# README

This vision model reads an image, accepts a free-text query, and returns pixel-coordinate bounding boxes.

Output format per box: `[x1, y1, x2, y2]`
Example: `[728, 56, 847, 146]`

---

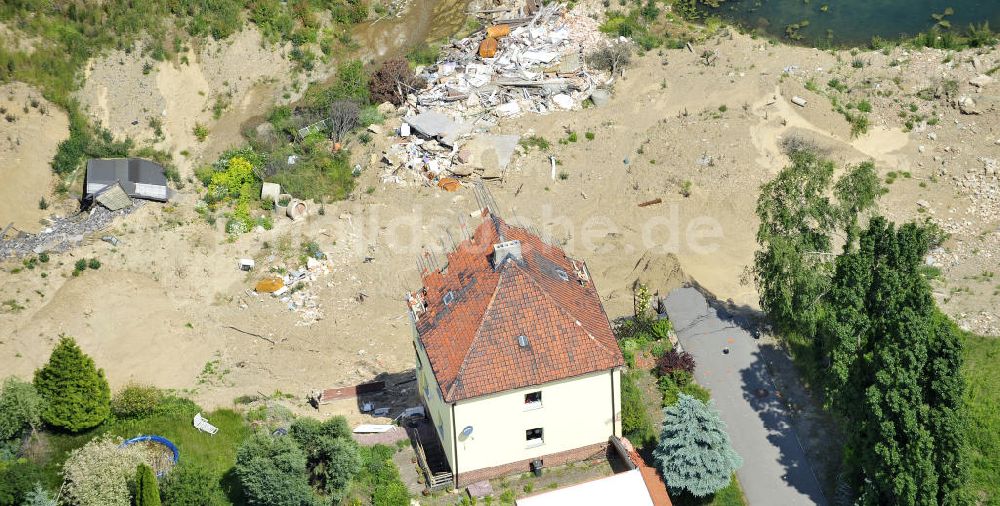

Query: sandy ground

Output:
[0, 83, 69, 234]
[1, 14, 998, 422]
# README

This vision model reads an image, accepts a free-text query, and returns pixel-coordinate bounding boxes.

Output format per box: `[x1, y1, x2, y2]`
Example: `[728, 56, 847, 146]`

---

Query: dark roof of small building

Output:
[411, 214, 624, 403]
[85, 158, 168, 202]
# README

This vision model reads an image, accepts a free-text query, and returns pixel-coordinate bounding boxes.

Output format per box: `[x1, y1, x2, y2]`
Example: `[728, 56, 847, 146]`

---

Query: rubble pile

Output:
[251, 256, 332, 326]
[0, 200, 145, 259]
[377, 3, 611, 187]
[414, 3, 607, 117]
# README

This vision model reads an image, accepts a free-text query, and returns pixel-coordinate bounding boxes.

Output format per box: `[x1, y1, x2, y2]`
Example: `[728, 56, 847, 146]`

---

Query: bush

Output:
[327, 60, 369, 104]
[657, 350, 696, 379]
[135, 463, 161, 506]
[586, 41, 633, 76]
[193, 123, 209, 142]
[0, 461, 46, 505]
[0, 376, 44, 440]
[159, 463, 229, 506]
[234, 433, 314, 505]
[355, 445, 409, 505]
[33, 336, 111, 431]
[328, 100, 360, 142]
[87, 258, 100, 270]
[290, 416, 359, 498]
[62, 436, 153, 506]
[621, 371, 656, 448]
[111, 383, 162, 420]
[368, 57, 425, 106]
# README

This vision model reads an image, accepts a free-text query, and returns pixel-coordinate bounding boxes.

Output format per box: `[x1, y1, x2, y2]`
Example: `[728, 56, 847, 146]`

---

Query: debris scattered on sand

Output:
[0, 200, 145, 259]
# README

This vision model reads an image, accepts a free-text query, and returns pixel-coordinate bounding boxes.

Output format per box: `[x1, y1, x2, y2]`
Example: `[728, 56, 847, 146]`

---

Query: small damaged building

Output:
[407, 212, 625, 487]
[83, 158, 170, 207]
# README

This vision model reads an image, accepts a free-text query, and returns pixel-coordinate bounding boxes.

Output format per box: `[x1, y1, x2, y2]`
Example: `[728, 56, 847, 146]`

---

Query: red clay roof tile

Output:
[412, 214, 624, 402]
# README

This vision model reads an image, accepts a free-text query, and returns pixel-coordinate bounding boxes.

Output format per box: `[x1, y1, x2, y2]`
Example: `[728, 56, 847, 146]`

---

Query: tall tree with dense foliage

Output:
[654, 394, 742, 497]
[819, 218, 966, 505]
[750, 149, 883, 340]
[0, 376, 44, 440]
[235, 433, 316, 506]
[135, 463, 161, 506]
[33, 336, 111, 431]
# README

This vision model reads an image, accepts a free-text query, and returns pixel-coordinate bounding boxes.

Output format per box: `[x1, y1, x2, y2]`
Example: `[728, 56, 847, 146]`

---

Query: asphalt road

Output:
[663, 287, 827, 506]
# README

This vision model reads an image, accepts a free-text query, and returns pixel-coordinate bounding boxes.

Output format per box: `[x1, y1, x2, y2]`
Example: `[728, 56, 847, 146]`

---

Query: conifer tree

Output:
[135, 463, 160, 506]
[33, 336, 110, 431]
[654, 394, 742, 497]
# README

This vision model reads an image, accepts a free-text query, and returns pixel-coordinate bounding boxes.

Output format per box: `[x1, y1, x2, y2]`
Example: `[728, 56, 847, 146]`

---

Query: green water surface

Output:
[698, 0, 1000, 46]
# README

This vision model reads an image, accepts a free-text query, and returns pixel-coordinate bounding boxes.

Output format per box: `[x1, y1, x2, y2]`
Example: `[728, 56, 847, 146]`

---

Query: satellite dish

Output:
[461, 426, 474, 437]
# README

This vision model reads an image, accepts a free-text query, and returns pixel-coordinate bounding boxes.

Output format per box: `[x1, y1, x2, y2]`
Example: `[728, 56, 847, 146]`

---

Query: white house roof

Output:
[515, 469, 655, 506]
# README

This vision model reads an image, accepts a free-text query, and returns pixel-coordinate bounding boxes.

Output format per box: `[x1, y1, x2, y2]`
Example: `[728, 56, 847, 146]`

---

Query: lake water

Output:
[697, 0, 1000, 46]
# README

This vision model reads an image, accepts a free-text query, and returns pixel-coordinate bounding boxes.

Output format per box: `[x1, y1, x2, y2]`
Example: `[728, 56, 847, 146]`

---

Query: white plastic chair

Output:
[193, 412, 219, 435]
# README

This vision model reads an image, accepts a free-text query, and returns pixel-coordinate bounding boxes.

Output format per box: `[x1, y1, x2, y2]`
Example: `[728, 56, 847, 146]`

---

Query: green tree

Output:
[0, 376, 44, 439]
[135, 464, 161, 506]
[33, 336, 111, 431]
[653, 394, 742, 497]
[234, 433, 315, 506]
[820, 218, 966, 505]
[751, 150, 883, 341]
[289, 416, 360, 498]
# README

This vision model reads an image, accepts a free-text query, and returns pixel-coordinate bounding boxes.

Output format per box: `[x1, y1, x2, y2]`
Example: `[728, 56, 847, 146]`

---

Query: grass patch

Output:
[27, 396, 250, 497]
[963, 333, 1000, 504]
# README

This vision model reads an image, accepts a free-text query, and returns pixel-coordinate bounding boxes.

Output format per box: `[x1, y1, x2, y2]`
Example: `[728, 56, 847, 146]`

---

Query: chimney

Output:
[493, 240, 522, 269]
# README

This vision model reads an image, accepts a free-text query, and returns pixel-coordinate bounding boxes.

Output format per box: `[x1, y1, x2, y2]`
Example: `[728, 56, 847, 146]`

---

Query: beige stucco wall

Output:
[414, 331, 455, 469]
[451, 368, 622, 474]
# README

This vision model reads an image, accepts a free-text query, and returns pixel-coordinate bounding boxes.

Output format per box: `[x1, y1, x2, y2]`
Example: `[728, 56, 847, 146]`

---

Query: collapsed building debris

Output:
[376, 2, 613, 189]
[0, 200, 145, 259]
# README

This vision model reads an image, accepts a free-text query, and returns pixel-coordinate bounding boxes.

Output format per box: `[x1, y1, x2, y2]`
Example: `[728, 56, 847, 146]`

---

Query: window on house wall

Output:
[525, 428, 544, 448]
[524, 391, 542, 410]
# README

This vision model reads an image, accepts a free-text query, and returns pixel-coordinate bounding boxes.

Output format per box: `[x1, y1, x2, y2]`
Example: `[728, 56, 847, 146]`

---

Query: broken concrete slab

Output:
[403, 111, 472, 147]
[454, 134, 520, 177]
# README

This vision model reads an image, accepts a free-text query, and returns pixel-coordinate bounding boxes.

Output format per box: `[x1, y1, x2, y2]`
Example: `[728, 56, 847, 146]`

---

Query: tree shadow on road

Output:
[673, 281, 844, 504]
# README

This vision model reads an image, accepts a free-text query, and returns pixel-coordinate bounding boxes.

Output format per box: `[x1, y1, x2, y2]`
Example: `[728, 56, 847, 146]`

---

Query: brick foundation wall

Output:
[456, 441, 610, 487]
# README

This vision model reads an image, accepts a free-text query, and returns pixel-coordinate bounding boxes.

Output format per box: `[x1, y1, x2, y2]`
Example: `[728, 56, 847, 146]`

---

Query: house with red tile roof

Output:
[407, 212, 626, 487]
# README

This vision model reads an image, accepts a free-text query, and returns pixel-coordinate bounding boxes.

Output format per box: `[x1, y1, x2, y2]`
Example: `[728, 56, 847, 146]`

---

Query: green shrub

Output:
[87, 259, 100, 270]
[621, 371, 656, 448]
[73, 259, 87, 273]
[0, 460, 46, 505]
[234, 433, 314, 505]
[135, 463, 161, 506]
[111, 383, 162, 420]
[159, 463, 229, 505]
[0, 376, 44, 440]
[33, 336, 111, 432]
[38, 252, 49, 263]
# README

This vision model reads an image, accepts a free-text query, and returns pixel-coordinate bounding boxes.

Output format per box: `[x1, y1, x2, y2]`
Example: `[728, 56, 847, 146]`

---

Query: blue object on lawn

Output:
[120, 435, 180, 476]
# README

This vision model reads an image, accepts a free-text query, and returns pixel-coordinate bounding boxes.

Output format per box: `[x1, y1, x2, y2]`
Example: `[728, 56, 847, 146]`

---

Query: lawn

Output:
[28, 397, 249, 498]
[107, 397, 250, 480]
[963, 333, 1000, 505]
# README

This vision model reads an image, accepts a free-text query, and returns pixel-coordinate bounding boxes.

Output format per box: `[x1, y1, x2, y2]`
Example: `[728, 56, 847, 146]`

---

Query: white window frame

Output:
[525, 427, 544, 448]
[524, 391, 542, 411]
